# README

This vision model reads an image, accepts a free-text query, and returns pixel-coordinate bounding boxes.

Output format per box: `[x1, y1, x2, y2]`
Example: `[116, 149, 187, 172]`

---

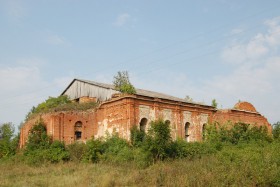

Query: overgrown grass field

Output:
[1, 117, 280, 187]
[1, 142, 280, 187]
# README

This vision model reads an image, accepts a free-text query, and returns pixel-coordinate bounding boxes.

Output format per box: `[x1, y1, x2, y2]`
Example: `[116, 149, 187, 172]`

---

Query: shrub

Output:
[144, 119, 172, 161]
[119, 84, 136, 94]
[202, 122, 221, 143]
[168, 139, 189, 159]
[248, 126, 272, 143]
[101, 134, 134, 163]
[183, 142, 217, 159]
[24, 149, 49, 165]
[205, 122, 272, 145]
[25, 96, 98, 121]
[83, 138, 104, 163]
[273, 121, 280, 140]
[24, 143, 70, 165]
[67, 142, 88, 162]
[35, 95, 71, 112]
[53, 101, 97, 112]
[25, 120, 51, 152]
[25, 96, 71, 121]
[130, 125, 145, 147]
[132, 148, 153, 168]
[23, 121, 69, 164]
[46, 141, 69, 163]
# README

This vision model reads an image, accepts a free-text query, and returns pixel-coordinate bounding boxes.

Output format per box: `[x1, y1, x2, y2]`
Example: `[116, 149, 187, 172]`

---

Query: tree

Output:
[145, 119, 172, 161]
[211, 99, 218, 109]
[273, 121, 280, 140]
[113, 71, 136, 94]
[25, 120, 51, 151]
[0, 122, 18, 158]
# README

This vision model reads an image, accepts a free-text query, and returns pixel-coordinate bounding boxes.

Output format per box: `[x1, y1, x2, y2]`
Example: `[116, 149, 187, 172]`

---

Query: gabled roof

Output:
[62, 78, 213, 108]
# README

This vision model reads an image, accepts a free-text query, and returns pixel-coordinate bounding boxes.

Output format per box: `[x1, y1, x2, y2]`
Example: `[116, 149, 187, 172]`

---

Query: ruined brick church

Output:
[20, 79, 271, 147]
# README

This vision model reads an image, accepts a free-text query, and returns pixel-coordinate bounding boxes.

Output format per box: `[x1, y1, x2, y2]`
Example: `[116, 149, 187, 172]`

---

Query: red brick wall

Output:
[20, 111, 96, 148]
[212, 109, 272, 132]
[19, 96, 272, 148]
[116, 95, 214, 141]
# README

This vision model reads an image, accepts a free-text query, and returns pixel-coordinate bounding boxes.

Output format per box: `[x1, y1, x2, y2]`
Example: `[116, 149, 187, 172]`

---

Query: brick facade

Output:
[19, 94, 271, 148]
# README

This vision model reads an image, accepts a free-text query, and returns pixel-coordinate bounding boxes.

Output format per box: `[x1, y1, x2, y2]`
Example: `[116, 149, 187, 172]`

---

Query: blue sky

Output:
[1, 0, 280, 128]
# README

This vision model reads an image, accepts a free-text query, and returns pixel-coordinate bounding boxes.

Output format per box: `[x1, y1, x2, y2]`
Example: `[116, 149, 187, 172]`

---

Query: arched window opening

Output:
[165, 120, 171, 126]
[202, 123, 207, 141]
[185, 122, 190, 142]
[74, 121, 83, 140]
[139, 118, 148, 132]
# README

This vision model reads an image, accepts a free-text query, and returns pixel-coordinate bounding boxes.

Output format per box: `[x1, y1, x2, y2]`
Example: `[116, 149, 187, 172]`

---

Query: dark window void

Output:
[140, 118, 148, 132]
[75, 131, 82, 140]
[185, 122, 190, 142]
[165, 120, 171, 126]
[74, 121, 83, 140]
[202, 124, 207, 141]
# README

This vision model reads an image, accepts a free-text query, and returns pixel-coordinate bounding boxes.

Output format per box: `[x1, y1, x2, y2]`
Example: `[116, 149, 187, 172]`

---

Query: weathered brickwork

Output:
[20, 111, 96, 147]
[19, 95, 271, 148]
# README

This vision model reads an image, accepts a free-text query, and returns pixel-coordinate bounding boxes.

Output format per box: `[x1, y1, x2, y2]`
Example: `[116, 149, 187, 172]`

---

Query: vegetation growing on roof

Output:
[25, 95, 98, 121]
[184, 95, 193, 102]
[211, 99, 218, 108]
[113, 71, 136, 94]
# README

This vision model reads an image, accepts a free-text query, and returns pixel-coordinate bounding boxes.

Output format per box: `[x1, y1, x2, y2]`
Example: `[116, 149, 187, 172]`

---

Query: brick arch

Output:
[139, 118, 148, 132]
[185, 122, 191, 142]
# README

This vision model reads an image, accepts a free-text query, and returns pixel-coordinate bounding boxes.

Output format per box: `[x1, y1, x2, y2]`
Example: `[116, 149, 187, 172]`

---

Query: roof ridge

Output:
[64, 78, 212, 107]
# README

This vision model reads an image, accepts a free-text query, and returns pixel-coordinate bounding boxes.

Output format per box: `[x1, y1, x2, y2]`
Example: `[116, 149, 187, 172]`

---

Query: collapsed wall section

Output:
[212, 109, 271, 132]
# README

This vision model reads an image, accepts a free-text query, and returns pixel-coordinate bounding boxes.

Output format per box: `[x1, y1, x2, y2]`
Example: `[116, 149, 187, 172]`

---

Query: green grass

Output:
[1, 142, 280, 187]
[2, 120, 280, 186]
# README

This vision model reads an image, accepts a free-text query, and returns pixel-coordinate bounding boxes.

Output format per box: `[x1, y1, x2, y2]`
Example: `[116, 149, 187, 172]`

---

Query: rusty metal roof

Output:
[62, 78, 213, 108]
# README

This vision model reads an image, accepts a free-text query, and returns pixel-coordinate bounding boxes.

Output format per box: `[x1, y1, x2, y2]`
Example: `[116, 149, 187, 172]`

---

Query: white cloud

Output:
[16, 57, 46, 67]
[113, 13, 131, 27]
[215, 17, 280, 123]
[230, 28, 243, 35]
[0, 66, 40, 93]
[264, 17, 280, 47]
[222, 17, 280, 65]
[201, 55, 280, 122]
[131, 17, 280, 124]
[221, 35, 269, 65]
[0, 63, 45, 126]
[1, 0, 27, 21]
[46, 34, 69, 46]
[221, 43, 247, 64]
[0, 58, 72, 127]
